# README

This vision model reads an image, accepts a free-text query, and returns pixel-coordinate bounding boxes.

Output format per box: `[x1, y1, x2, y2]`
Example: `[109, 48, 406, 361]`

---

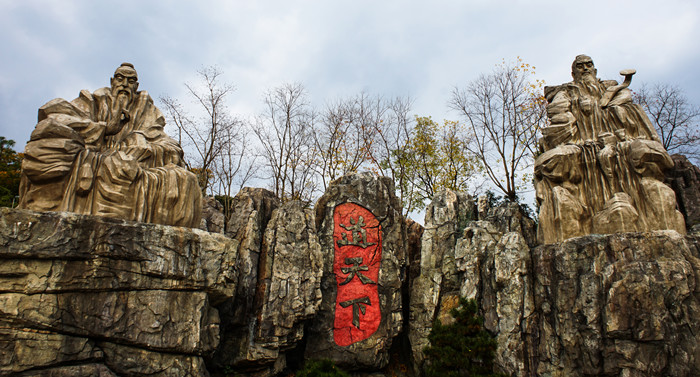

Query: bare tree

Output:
[356, 94, 417, 215]
[449, 59, 546, 202]
[212, 124, 257, 217]
[254, 83, 318, 203]
[313, 96, 369, 190]
[160, 66, 245, 195]
[635, 83, 700, 163]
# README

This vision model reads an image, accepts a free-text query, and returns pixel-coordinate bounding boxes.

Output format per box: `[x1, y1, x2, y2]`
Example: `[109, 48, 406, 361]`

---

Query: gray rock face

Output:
[306, 172, 406, 370]
[227, 200, 323, 373]
[408, 189, 476, 368]
[5, 174, 700, 377]
[211, 187, 280, 371]
[200, 196, 226, 233]
[457, 216, 534, 376]
[667, 154, 700, 230]
[0, 207, 237, 376]
[527, 231, 700, 377]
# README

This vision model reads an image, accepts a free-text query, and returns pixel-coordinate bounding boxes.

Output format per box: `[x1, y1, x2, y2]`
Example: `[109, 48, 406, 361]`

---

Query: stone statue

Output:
[18, 63, 202, 227]
[534, 55, 685, 244]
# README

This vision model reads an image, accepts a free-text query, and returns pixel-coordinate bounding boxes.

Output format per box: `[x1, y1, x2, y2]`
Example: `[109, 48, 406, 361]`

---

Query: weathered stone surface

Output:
[479, 199, 537, 247]
[200, 196, 225, 233]
[535, 55, 685, 244]
[667, 154, 700, 230]
[0, 207, 238, 376]
[409, 194, 532, 375]
[0, 290, 218, 354]
[306, 172, 406, 370]
[456, 218, 533, 376]
[0, 327, 102, 374]
[100, 342, 209, 376]
[18, 63, 201, 228]
[17, 364, 117, 377]
[527, 231, 700, 376]
[211, 187, 281, 372]
[405, 218, 424, 294]
[0, 208, 239, 302]
[232, 200, 323, 371]
[408, 188, 476, 369]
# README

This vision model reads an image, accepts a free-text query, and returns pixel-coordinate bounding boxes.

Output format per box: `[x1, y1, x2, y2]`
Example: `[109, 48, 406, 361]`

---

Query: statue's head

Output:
[571, 55, 597, 83]
[110, 63, 139, 108]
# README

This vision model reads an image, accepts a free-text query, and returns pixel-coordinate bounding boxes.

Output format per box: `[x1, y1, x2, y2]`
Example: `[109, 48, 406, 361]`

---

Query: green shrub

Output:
[296, 359, 349, 377]
[423, 297, 506, 377]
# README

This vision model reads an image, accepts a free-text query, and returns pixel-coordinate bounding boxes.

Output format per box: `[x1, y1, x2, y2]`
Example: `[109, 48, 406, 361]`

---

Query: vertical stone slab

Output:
[306, 172, 406, 370]
[333, 203, 382, 346]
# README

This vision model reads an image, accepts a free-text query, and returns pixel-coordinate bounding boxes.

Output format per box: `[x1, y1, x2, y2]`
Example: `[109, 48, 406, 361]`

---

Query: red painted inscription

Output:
[333, 203, 382, 346]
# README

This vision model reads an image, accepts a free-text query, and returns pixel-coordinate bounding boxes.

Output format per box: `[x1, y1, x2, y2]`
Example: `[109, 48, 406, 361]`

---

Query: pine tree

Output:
[423, 297, 506, 377]
[296, 359, 350, 377]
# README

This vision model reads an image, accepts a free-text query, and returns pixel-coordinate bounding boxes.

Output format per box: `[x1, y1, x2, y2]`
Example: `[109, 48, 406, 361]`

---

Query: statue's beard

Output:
[111, 88, 133, 115]
[575, 73, 604, 97]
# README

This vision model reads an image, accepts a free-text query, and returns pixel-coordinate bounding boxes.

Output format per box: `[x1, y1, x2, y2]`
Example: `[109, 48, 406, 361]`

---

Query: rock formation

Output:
[535, 55, 685, 244]
[18, 63, 201, 227]
[667, 154, 700, 231]
[527, 231, 700, 376]
[0, 207, 237, 376]
[408, 189, 476, 369]
[5, 66, 700, 376]
[412, 192, 700, 377]
[408, 191, 534, 375]
[3, 172, 700, 376]
[305, 172, 406, 370]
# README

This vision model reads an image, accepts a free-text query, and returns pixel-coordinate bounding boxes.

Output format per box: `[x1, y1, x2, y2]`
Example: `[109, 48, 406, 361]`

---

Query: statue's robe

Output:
[535, 80, 684, 243]
[19, 88, 202, 228]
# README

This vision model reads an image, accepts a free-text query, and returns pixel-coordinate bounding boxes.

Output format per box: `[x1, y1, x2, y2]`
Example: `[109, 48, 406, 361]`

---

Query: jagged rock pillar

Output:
[211, 191, 323, 377]
[455, 202, 536, 376]
[408, 189, 476, 370]
[305, 172, 406, 370]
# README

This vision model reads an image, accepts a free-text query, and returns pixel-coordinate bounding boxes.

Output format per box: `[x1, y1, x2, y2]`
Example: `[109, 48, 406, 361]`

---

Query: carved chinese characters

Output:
[305, 172, 405, 370]
[333, 203, 382, 346]
[535, 55, 685, 243]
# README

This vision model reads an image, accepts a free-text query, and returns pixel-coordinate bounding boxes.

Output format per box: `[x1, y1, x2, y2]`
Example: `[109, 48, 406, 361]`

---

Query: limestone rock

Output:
[479, 199, 537, 247]
[0, 207, 238, 376]
[16, 364, 118, 377]
[528, 231, 700, 376]
[234, 200, 323, 370]
[408, 188, 476, 368]
[200, 196, 226, 233]
[0, 208, 239, 303]
[100, 342, 209, 376]
[306, 172, 406, 370]
[0, 328, 102, 374]
[456, 218, 533, 376]
[667, 154, 700, 230]
[405, 218, 424, 287]
[211, 187, 280, 371]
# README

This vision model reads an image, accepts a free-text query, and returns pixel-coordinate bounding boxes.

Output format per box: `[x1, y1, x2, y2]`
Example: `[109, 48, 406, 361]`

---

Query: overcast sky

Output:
[2, 0, 699, 152]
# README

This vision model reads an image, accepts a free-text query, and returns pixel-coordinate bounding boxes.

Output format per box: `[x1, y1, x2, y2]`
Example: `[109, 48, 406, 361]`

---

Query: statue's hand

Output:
[105, 109, 131, 136]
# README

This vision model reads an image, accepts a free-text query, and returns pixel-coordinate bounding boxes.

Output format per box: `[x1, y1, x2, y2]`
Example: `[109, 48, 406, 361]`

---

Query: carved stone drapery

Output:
[18, 63, 201, 227]
[535, 55, 685, 244]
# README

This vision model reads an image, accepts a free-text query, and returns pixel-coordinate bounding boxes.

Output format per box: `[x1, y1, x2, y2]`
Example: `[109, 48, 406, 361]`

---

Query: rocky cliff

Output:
[2, 172, 699, 376]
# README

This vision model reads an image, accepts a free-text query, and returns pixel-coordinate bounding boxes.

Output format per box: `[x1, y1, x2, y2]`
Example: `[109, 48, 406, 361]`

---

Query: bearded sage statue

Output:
[534, 55, 685, 244]
[18, 63, 202, 227]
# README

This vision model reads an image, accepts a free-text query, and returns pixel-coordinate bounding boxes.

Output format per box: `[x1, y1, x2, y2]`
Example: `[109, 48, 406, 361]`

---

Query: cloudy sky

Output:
[2, 0, 699, 151]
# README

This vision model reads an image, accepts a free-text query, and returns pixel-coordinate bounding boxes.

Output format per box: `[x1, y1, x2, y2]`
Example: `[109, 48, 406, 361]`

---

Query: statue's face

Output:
[572, 56, 597, 83]
[110, 66, 139, 106]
